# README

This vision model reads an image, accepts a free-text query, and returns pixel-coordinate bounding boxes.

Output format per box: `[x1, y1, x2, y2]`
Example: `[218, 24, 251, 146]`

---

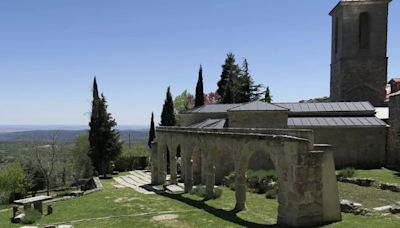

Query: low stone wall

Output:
[337, 177, 375, 187]
[380, 183, 400, 192]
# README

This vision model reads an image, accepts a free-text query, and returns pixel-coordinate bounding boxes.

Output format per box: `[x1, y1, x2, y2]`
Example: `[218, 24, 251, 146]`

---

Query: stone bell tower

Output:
[330, 0, 391, 106]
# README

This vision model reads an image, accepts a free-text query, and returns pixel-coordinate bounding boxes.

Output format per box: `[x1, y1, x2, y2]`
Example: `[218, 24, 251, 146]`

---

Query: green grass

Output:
[355, 168, 400, 184]
[338, 182, 400, 208]
[0, 171, 399, 227]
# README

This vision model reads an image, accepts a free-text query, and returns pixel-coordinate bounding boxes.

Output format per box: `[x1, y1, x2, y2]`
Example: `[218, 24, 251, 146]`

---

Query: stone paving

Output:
[113, 170, 154, 194]
[114, 170, 185, 194]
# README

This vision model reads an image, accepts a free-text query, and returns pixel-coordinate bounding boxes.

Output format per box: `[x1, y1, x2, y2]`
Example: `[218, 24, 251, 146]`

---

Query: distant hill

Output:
[0, 129, 148, 144]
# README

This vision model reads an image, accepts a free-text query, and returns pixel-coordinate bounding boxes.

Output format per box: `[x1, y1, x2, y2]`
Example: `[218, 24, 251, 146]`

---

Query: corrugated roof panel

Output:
[360, 102, 373, 110]
[337, 103, 348, 111]
[325, 118, 336, 125]
[353, 102, 365, 111]
[308, 103, 318, 112]
[274, 102, 375, 113]
[287, 117, 387, 127]
[189, 119, 226, 129]
[329, 103, 340, 111]
[229, 101, 288, 111]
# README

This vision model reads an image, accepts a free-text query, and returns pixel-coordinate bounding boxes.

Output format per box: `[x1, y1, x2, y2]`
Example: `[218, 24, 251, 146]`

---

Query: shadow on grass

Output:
[155, 191, 280, 227]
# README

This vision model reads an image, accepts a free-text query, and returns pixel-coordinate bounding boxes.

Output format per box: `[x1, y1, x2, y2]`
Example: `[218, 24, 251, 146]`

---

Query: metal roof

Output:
[288, 117, 387, 127]
[184, 104, 241, 113]
[188, 119, 226, 129]
[229, 101, 288, 112]
[275, 102, 374, 113]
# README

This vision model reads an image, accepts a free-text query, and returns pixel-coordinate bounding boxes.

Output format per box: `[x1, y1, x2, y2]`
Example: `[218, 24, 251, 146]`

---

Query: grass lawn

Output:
[0, 172, 399, 227]
[338, 182, 400, 208]
[355, 168, 400, 184]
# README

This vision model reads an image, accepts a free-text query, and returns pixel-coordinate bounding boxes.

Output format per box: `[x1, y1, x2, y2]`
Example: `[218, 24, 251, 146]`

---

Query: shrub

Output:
[190, 185, 222, 199]
[265, 187, 279, 199]
[223, 169, 278, 195]
[21, 209, 42, 224]
[337, 167, 356, 178]
[115, 144, 149, 171]
[222, 172, 236, 190]
[246, 169, 277, 194]
[0, 162, 31, 203]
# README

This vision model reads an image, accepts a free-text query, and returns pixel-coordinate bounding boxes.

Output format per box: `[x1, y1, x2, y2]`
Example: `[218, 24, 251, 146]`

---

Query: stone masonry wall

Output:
[388, 93, 400, 169]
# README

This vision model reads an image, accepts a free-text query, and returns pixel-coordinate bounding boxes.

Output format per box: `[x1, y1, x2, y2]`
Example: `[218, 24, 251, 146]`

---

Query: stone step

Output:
[373, 205, 392, 211]
[130, 172, 151, 182]
[165, 184, 184, 193]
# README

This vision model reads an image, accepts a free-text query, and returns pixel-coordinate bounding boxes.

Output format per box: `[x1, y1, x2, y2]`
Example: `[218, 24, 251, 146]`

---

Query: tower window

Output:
[359, 12, 370, 49]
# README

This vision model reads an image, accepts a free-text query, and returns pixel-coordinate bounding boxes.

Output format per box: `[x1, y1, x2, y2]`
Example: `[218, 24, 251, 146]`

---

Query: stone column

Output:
[158, 142, 167, 185]
[205, 165, 216, 199]
[151, 141, 159, 185]
[277, 141, 325, 227]
[169, 145, 178, 184]
[33, 201, 43, 214]
[234, 170, 247, 211]
[184, 159, 194, 193]
[201, 152, 207, 185]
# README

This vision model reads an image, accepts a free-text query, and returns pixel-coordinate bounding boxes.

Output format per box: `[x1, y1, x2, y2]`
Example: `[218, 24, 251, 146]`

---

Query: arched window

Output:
[359, 12, 370, 49]
[335, 17, 339, 54]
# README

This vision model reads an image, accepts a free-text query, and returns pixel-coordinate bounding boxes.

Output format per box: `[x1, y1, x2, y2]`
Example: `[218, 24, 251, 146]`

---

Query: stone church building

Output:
[150, 1, 398, 226]
[176, 0, 399, 171]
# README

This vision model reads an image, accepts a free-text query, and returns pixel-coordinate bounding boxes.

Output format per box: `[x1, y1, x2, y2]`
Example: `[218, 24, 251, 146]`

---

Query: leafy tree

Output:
[204, 92, 222, 104]
[217, 53, 241, 103]
[195, 65, 205, 107]
[70, 134, 93, 179]
[174, 90, 194, 113]
[148, 112, 156, 148]
[0, 162, 31, 203]
[161, 86, 176, 126]
[29, 132, 60, 196]
[264, 86, 272, 103]
[89, 78, 123, 177]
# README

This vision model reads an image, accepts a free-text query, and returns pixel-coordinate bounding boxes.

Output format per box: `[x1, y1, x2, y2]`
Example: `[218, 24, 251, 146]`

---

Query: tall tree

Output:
[160, 86, 176, 126]
[148, 112, 156, 148]
[264, 86, 272, 103]
[217, 53, 240, 103]
[195, 65, 205, 107]
[89, 78, 122, 177]
[237, 59, 252, 103]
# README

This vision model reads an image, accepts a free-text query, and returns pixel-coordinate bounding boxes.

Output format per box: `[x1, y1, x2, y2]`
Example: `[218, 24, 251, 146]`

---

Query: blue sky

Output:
[0, 0, 399, 126]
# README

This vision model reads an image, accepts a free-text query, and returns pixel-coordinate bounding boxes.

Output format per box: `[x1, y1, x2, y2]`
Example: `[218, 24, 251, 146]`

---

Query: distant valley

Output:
[0, 129, 148, 143]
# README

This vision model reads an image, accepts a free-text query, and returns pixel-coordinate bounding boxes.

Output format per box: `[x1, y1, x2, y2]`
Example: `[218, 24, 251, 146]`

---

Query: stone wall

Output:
[292, 126, 387, 168]
[228, 111, 288, 128]
[387, 93, 400, 169]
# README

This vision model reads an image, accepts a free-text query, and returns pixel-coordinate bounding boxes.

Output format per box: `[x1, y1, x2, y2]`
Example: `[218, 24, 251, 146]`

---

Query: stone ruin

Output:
[151, 127, 341, 227]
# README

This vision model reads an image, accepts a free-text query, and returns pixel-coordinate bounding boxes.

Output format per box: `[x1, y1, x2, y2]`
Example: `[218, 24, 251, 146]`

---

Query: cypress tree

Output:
[148, 112, 156, 148]
[161, 87, 176, 126]
[217, 53, 240, 103]
[264, 86, 272, 103]
[195, 65, 205, 107]
[88, 78, 122, 177]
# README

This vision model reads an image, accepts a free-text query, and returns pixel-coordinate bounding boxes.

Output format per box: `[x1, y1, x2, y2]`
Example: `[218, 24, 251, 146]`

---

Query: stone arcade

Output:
[151, 126, 341, 227]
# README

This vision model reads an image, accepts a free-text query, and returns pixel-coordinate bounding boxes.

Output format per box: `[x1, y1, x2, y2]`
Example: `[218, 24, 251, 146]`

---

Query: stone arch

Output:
[232, 140, 281, 211]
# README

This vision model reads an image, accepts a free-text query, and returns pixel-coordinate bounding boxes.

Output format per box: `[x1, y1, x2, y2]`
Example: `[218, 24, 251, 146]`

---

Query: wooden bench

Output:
[13, 195, 52, 215]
